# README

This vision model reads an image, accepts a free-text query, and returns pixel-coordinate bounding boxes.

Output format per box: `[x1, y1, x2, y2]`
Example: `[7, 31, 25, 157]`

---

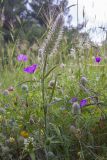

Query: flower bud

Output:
[2, 90, 9, 96]
[8, 86, 14, 92]
[69, 97, 78, 104]
[72, 102, 81, 115]
[21, 84, 28, 92]
[29, 117, 35, 125]
[60, 63, 66, 69]
[80, 76, 88, 86]
[48, 80, 57, 88]
[70, 125, 77, 134]
[47, 151, 55, 159]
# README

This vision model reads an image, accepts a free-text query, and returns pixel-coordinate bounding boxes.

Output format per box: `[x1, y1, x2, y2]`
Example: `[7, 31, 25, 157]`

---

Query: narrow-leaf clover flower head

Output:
[72, 102, 81, 115]
[70, 125, 77, 134]
[21, 84, 28, 92]
[2, 90, 9, 96]
[24, 64, 38, 74]
[80, 99, 87, 107]
[17, 54, 28, 62]
[95, 56, 101, 63]
[80, 76, 88, 86]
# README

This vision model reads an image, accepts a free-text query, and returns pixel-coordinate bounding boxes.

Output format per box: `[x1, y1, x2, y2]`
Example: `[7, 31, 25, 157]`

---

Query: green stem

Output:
[79, 139, 85, 160]
[41, 53, 48, 140]
[41, 76, 47, 139]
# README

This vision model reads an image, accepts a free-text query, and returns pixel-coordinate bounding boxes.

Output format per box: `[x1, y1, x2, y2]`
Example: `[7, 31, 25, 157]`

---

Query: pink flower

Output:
[24, 64, 38, 74]
[17, 54, 28, 62]
[95, 56, 101, 63]
[80, 99, 87, 107]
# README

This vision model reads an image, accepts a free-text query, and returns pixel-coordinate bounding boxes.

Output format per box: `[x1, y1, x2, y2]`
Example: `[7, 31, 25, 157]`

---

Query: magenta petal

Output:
[69, 97, 78, 103]
[17, 54, 28, 62]
[95, 56, 101, 63]
[24, 64, 38, 74]
[80, 99, 87, 107]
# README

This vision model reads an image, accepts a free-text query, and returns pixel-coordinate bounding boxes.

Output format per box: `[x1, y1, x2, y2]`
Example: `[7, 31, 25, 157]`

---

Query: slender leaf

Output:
[44, 65, 58, 79]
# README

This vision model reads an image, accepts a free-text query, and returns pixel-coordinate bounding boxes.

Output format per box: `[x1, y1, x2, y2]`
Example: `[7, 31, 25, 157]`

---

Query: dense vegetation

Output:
[0, 0, 107, 160]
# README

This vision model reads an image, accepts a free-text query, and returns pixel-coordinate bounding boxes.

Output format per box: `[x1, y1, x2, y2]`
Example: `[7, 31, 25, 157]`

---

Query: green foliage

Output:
[1, 0, 107, 159]
[0, 45, 107, 159]
[24, 23, 45, 44]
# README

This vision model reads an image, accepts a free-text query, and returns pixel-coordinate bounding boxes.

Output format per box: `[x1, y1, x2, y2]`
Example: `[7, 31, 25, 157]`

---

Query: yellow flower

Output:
[20, 131, 29, 138]
[9, 137, 15, 143]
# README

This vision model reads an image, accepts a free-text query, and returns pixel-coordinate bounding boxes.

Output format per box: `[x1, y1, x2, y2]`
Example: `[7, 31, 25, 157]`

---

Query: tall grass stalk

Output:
[39, 12, 64, 143]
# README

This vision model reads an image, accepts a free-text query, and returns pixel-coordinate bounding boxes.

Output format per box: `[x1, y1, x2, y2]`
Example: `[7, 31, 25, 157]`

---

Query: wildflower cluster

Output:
[17, 54, 38, 74]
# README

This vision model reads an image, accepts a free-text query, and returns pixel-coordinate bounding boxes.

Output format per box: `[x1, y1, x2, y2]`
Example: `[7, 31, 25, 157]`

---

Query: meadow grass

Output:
[0, 51, 107, 159]
[0, 8, 107, 159]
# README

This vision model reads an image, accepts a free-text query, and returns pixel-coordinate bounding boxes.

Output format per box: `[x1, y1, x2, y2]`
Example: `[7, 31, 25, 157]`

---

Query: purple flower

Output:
[80, 99, 87, 107]
[95, 56, 101, 63]
[17, 54, 28, 62]
[69, 97, 78, 103]
[24, 64, 38, 74]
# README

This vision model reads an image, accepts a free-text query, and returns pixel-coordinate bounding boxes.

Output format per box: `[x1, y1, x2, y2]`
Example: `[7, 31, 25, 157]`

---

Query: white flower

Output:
[24, 137, 34, 151]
